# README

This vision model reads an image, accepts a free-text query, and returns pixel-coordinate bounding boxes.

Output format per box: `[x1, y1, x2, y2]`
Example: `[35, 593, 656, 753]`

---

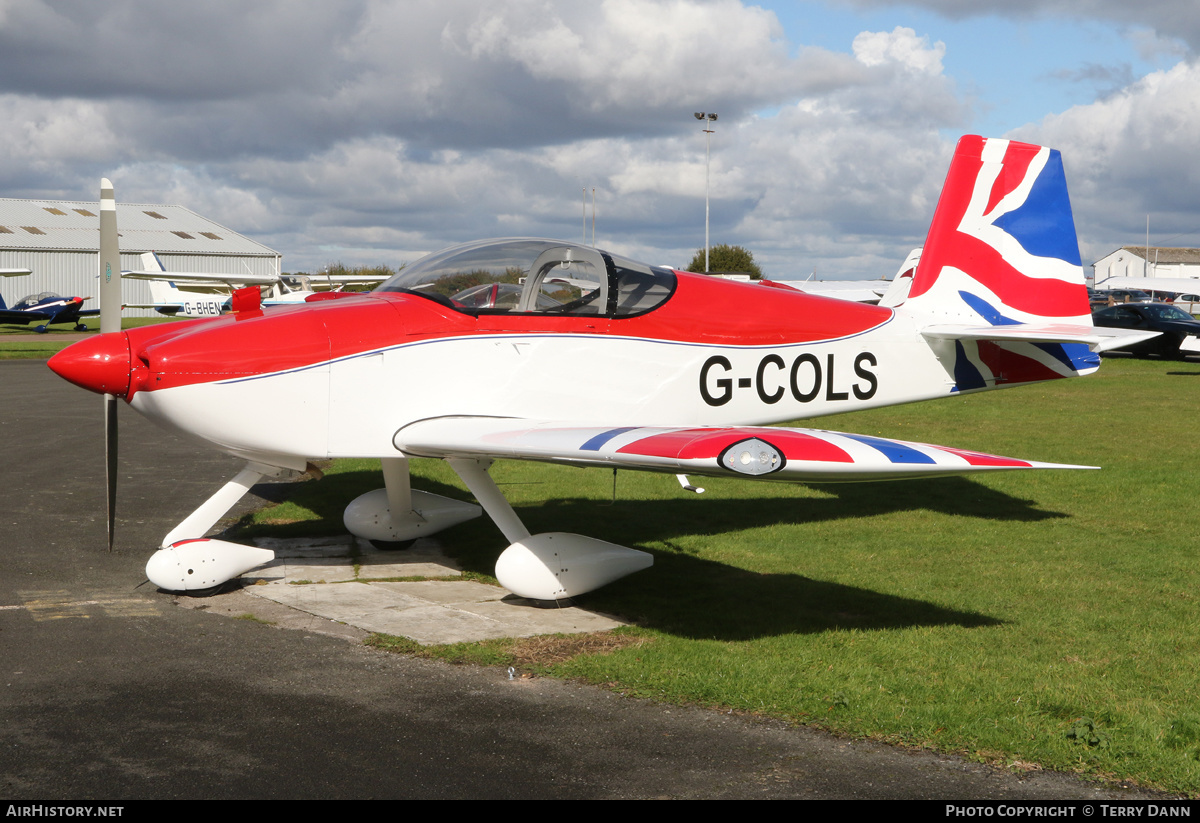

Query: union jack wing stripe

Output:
[394, 419, 1096, 483]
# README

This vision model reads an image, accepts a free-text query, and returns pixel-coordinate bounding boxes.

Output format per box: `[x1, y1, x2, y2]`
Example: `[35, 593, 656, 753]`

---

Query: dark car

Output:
[1092, 302, 1200, 358]
[1092, 287, 1152, 306]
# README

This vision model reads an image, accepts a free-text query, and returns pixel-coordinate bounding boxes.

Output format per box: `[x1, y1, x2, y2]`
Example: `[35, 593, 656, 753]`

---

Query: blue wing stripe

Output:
[839, 433, 937, 464]
[580, 427, 639, 451]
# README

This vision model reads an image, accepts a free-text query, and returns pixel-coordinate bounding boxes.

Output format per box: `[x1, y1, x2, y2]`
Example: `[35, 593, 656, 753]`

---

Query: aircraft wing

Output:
[311, 274, 390, 286]
[123, 270, 277, 286]
[765, 280, 889, 304]
[123, 302, 185, 312]
[1095, 276, 1200, 295]
[920, 322, 1161, 353]
[395, 418, 1094, 483]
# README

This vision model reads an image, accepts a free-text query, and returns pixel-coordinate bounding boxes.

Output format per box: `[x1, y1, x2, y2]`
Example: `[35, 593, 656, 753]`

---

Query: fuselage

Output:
[2, 294, 91, 326]
[51, 270, 960, 469]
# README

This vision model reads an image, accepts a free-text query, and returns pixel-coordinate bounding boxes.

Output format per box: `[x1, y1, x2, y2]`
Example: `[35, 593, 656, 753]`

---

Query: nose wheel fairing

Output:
[144, 462, 295, 592]
[146, 539, 275, 592]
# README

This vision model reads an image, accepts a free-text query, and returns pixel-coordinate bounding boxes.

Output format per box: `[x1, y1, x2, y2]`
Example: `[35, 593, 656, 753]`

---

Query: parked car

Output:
[1087, 288, 1113, 309]
[1091, 288, 1152, 305]
[1173, 293, 1200, 314]
[1092, 302, 1200, 358]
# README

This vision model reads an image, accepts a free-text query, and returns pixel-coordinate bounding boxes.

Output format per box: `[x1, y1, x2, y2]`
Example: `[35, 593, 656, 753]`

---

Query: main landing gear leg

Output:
[342, 457, 482, 543]
[145, 461, 283, 592]
[446, 457, 652, 602]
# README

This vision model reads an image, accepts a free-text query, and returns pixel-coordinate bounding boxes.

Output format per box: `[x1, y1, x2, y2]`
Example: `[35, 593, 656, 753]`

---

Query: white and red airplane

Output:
[122, 252, 385, 317]
[49, 136, 1155, 601]
[121, 252, 278, 318]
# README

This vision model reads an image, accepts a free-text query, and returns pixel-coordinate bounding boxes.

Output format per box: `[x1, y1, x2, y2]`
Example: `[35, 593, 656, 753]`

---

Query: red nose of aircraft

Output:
[48, 332, 132, 396]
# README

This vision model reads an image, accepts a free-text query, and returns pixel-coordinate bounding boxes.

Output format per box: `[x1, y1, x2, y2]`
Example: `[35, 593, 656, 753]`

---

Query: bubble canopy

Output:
[375, 238, 676, 317]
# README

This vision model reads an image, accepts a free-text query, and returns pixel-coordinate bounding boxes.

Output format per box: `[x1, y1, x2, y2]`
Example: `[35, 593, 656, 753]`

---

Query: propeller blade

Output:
[105, 392, 117, 552]
[99, 178, 120, 550]
[98, 178, 120, 334]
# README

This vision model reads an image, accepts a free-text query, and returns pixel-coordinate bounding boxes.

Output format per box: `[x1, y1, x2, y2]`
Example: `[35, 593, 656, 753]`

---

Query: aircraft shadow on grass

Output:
[230, 468, 1062, 640]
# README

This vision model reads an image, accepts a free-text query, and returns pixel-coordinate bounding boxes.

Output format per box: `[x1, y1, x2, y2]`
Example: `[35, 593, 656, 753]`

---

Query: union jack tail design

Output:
[901, 136, 1097, 391]
[906, 135, 1090, 325]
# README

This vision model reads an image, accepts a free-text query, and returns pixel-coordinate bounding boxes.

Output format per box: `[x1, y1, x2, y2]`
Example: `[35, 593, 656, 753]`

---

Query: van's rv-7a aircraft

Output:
[49, 137, 1156, 601]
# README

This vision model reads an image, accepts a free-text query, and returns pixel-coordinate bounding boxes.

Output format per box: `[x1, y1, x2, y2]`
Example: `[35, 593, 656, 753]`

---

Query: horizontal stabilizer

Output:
[123, 302, 184, 312]
[921, 322, 1161, 353]
[395, 417, 1095, 484]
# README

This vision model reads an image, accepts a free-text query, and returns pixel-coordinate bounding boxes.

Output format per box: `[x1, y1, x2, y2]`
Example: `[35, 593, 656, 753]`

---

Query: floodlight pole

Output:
[694, 112, 718, 272]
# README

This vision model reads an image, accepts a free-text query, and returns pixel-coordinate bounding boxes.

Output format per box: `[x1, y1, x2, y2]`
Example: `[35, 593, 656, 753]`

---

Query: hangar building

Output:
[1092, 246, 1200, 284]
[0, 197, 281, 318]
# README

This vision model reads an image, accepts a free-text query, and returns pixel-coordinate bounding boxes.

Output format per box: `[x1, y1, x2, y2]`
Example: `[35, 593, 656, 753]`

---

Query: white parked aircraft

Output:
[123, 253, 388, 317]
[122, 253, 279, 317]
[765, 249, 921, 306]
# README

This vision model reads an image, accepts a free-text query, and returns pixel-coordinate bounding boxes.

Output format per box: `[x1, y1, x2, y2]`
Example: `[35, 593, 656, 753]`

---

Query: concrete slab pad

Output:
[460, 598, 624, 637]
[253, 534, 358, 557]
[369, 579, 508, 605]
[252, 558, 358, 585]
[251, 580, 400, 621]
[250, 535, 462, 582]
[237, 537, 631, 645]
[353, 602, 516, 644]
[356, 558, 460, 579]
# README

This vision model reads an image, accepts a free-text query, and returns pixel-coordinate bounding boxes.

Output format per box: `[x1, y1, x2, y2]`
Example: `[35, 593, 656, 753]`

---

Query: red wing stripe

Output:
[617, 428, 855, 463]
[933, 446, 1031, 468]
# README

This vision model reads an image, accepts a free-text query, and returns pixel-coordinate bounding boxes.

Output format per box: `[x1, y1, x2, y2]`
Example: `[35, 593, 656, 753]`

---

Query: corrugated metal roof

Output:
[1116, 246, 1200, 265]
[0, 198, 278, 256]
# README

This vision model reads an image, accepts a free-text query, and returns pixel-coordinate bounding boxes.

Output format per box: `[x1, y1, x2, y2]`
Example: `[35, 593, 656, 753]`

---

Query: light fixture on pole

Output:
[694, 112, 718, 272]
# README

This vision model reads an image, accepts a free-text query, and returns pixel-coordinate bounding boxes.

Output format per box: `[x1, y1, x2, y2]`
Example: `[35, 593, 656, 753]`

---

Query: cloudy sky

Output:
[1, 0, 1197, 278]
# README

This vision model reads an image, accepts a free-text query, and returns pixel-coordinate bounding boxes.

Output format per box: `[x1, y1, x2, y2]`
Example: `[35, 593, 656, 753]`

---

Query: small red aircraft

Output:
[49, 137, 1153, 600]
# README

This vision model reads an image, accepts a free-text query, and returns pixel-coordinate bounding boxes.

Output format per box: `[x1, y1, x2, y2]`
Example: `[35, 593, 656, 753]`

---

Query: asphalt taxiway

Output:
[0, 359, 1171, 799]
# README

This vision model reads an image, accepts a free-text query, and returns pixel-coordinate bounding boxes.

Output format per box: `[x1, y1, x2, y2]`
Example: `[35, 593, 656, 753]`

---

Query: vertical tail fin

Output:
[901, 136, 1091, 326]
[137, 253, 185, 309]
[901, 137, 1102, 392]
[878, 248, 921, 308]
[143, 277, 177, 306]
[139, 251, 166, 273]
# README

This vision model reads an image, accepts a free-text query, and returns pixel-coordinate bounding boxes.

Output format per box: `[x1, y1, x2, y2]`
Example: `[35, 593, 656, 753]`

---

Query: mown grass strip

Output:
[0, 317, 186, 359]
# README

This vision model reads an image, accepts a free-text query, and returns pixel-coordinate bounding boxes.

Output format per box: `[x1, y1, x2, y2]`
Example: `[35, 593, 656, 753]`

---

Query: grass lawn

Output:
[0, 316, 185, 359]
[232, 354, 1200, 795]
